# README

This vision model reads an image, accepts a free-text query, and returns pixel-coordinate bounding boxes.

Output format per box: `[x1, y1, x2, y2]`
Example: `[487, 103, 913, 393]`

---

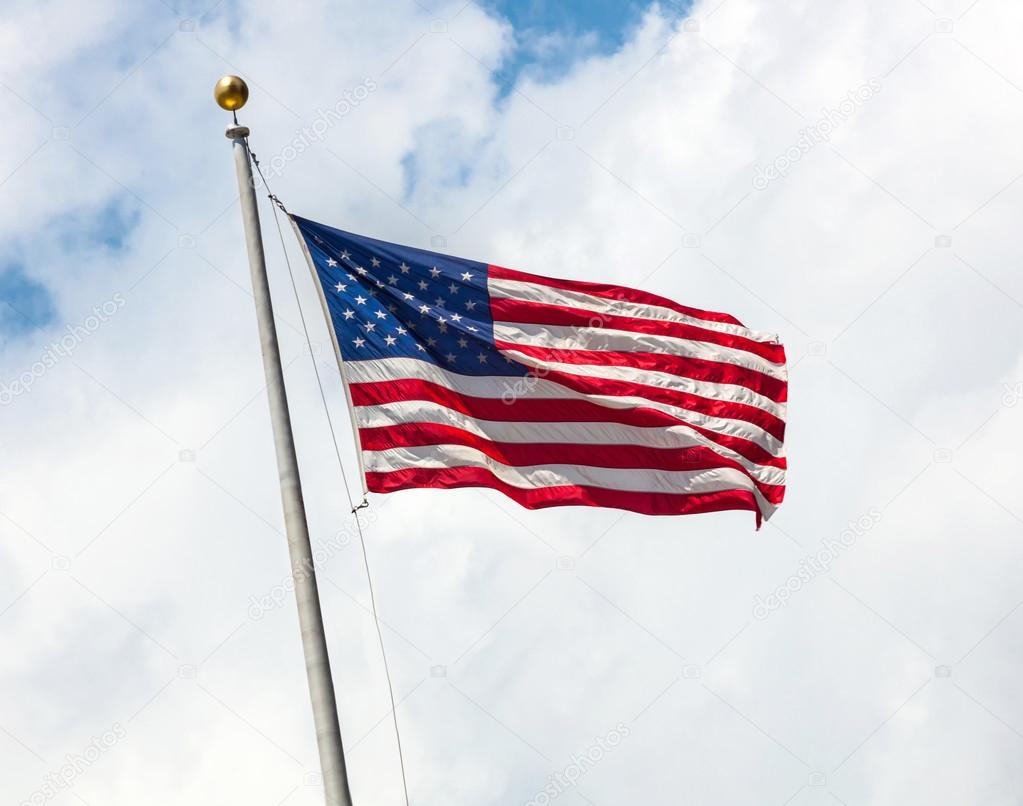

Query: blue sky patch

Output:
[0, 197, 138, 342]
[483, 0, 690, 90]
[55, 198, 140, 254]
[0, 265, 57, 338]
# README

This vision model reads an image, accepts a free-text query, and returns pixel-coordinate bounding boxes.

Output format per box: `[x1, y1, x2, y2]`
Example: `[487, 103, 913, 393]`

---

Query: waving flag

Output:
[293, 216, 787, 526]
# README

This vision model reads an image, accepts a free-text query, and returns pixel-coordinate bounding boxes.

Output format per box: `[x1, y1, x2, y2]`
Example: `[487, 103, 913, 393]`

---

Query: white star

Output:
[334, 282, 347, 292]
[477, 353, 488, 363]
[429, 267, 442, 278]
[347, 273, 357, 281]
[374, 310, 387, 319]
[461, 272, 474, 281]
[417, 280, 428, 291]
[457, 337, 469, 348]
[416, 343, 426, 352]
[370, 257, 381, 267]
[387, 304, 397, 313]
[355, 265, 368, 276]
[396, 326, 407, 335]
[445, 352, 456, 363]
[448, 283, 459, 295]
[376, 280, 384, 288]
[465, 300, 477, 311]
[326, 258, 338, 267]
[399, 262, 410, 274]
[353, 337, 365, 347]
[354, 295, 367, 305]
[402, 292, 415, 301]
[384, 335, 397, 346]
[434, 297, 446, 307]
[340, 250, 351, 261]
[450, 313, 463, 323]
[437, 322, 448, 334]
[467, 325, 478, 332]
[427, 337, 437, 347]
[342, 309, 355, 320]
[364, 322, 376, 332]
[387, 274, 399, 285]
[419, 304, 431, 315]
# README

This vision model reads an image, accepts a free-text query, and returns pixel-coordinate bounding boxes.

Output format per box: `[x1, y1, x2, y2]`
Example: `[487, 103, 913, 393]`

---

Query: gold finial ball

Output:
[214, 75, 249, 111]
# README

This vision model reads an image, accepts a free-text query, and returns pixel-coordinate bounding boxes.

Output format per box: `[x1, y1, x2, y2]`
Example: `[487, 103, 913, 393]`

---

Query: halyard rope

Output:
[248, 142, 412, 806]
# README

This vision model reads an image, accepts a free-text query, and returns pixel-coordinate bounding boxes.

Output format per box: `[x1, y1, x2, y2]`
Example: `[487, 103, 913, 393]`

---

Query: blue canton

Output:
[294, 217, 527, 377]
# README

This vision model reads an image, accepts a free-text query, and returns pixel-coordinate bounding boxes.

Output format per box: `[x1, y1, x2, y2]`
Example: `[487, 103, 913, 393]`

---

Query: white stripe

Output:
[493, 322, 786, 381]
[345, 357, 785, 459]
[356, 399, 786, 488]
[346, 356, 573, 397]
[364, 443, 775, 516]
[489, 276, 779, 343]
[499, 345, 786, 420]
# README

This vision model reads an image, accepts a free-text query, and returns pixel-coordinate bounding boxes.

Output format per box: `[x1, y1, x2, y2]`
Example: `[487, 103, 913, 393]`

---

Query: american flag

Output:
[293, 216, 787, 526]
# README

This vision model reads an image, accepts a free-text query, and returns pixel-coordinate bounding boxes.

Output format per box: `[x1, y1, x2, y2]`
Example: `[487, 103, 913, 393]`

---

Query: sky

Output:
[2, 1, 1023, 805]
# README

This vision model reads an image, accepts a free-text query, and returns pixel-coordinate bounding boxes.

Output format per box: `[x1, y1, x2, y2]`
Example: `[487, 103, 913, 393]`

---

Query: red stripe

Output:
[532, 366, 786, 442]
[367, 465, 764, 527]
[488, 264, 744, 327]
[360, 422, 785, 504]
[497, 342, 788, 403]
[350, 378, 786, 470]
[491, 297, 784, 364]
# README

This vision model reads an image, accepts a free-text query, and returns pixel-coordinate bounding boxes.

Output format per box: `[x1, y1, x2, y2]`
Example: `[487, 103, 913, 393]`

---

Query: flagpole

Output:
[214, 75, 354, 806]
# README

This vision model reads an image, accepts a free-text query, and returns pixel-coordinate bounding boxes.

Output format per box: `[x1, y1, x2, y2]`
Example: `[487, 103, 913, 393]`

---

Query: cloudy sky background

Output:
[2, 0, 1023, 804]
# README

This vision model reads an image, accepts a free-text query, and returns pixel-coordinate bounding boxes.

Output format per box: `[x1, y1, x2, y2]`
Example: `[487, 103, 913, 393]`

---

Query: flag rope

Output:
[247, 141, 413, 806]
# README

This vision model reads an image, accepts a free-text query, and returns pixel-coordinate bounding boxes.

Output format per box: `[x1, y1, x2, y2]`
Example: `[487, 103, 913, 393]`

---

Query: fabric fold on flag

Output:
[291, 215, 787, 527]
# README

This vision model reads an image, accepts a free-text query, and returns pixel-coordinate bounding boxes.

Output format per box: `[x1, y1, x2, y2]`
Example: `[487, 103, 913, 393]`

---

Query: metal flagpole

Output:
[214, 75, 354, 806]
